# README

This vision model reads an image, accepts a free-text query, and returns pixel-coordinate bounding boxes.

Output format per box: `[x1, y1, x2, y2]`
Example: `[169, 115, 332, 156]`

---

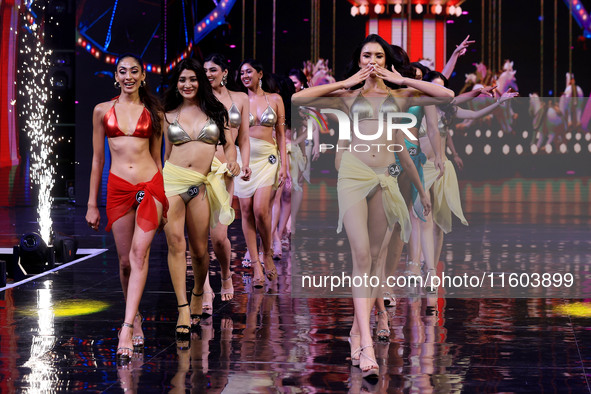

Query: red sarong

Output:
[106, 171, 168, 232]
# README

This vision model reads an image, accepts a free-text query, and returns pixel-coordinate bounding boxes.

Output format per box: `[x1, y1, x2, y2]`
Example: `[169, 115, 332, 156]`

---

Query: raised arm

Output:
[85, 104, 107, 231]
[455, 90, 518, 119]
[453, 85, 495, 105]
[441, 35, 475, 80]
[293, 66, 372, 98]
[374, 64, 455, 107]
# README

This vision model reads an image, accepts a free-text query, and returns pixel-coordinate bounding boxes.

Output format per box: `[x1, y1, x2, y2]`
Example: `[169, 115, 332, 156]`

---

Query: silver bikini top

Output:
[249, 92, 277, 127]
[350, 88, 399, 121]
[167, 107, 220, 145]
[227, 91, 241, 128]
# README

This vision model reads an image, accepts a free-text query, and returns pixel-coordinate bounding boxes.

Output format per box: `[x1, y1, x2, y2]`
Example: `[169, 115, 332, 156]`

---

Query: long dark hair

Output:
[411, 61, 430, 80]
[423, 70, 456, 127]
[390, 45, 415, 79]
[344, 34, 400, 90]
[268, 74, 295, 129]
[116, 53, 163, 138]
[163, 58, 228, 145]
[204, 53, 238, 91]
[288, 68, 308, 89]
[238, 59, 272, 93]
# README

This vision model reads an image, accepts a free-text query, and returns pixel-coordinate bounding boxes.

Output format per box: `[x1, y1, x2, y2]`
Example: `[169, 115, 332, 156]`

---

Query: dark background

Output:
[15, 0, 591, 205]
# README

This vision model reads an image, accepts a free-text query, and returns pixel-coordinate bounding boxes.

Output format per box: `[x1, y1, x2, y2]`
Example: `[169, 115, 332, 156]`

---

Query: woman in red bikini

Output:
[86, 54, 167, 364]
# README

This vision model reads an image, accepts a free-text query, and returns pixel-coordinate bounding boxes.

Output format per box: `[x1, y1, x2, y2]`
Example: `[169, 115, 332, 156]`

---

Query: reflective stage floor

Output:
[1, 179, 591, 393]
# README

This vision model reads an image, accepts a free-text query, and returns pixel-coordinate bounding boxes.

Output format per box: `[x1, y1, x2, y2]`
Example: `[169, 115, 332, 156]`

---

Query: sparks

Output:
[18, 1, 57, 245]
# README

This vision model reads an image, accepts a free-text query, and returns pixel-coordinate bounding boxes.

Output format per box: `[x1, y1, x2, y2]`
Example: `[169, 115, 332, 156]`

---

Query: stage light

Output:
[484, 144, 491, 155]
[485, 129, 491, 138]
[465, 144, 473, 155]
[415, 4, 423, 14]
[394, 3, 402, 14]
[545, 144, 553, 153]
[15, 233, 54, 276]
[498, 130, 504, 138]
[566, 132, 572, 140]
[475, 129, 481, 138]
[455, 6, 462, 17]
[359, 4, 368, 15]
[560, 143, 567, 153]
[374, 4, 385, 14]
[449, 5, 456, 15]
[588, 143, 591, 152]
[502, 144, 509, 155]
[554, 302, 591, 318]
[575, 132, 582, 141]
[531, 144, 538, 154]
[522, 131, 528, 139]
[586, 133, 591, 141]
[574, 143, 581, 153]
[516, 144, 523, 154]
[434, 4, 442, 14]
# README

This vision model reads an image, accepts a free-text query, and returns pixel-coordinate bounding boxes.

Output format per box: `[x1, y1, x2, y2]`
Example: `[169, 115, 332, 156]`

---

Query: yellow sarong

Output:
[290, 143, 308, 192]
[163, 161, 235, 227]
[234, 137, 280, 198]
[211, 156, 233, 178]
[337, 152, 411, 243]
[423, 159, 468, 234]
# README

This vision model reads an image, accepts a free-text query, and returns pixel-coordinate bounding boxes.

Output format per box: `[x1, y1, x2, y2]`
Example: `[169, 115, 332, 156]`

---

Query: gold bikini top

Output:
[350, 88, 399, 121]
[249, 92, 277, 127]
[167, 106, 220, 145]
[227, 90, 241, 128]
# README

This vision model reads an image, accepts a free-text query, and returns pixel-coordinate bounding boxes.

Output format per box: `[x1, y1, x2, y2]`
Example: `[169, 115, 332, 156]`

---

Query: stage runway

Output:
[1, 178, 590, 393]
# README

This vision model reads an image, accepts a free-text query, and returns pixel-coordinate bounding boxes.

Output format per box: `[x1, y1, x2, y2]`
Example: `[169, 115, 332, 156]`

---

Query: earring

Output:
[140, 80, 146, 87]
[114, 81, 120, 89]
[258, 79, 262, 89]
[221, 74, 227, 87]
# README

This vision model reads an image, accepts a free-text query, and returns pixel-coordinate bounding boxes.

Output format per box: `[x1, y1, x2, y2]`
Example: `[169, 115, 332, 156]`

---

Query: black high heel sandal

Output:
[176, 303, 191, 348]
[190, 291, 203, 330]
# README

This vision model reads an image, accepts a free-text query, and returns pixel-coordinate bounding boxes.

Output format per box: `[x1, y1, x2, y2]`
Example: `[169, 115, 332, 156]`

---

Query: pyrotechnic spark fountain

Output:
[18, 2, 58, 245]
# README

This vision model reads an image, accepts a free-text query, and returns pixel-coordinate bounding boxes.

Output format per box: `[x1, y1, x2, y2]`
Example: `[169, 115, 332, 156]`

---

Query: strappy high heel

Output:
[132, 312, 144, 352]
[117, 322, 134, 364]
[262, 251, 277, 281]
[190, 291, 203, 329]
[251, 259, 265, 288]
[376, 310, 390, 342]
[201, 291, 214, 318]
[176, 303, 191, 348]
[348, 333, 361, 366]
[359, 345, 379, 379]
[221, 275, 234, 301]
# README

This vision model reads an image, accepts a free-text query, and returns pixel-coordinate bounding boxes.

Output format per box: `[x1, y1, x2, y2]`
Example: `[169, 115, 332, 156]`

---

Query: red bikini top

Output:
[104, 100, 153, 138]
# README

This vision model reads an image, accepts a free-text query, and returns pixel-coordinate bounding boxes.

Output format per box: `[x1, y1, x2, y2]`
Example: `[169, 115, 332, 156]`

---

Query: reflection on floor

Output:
[1, 182, 590, 392]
